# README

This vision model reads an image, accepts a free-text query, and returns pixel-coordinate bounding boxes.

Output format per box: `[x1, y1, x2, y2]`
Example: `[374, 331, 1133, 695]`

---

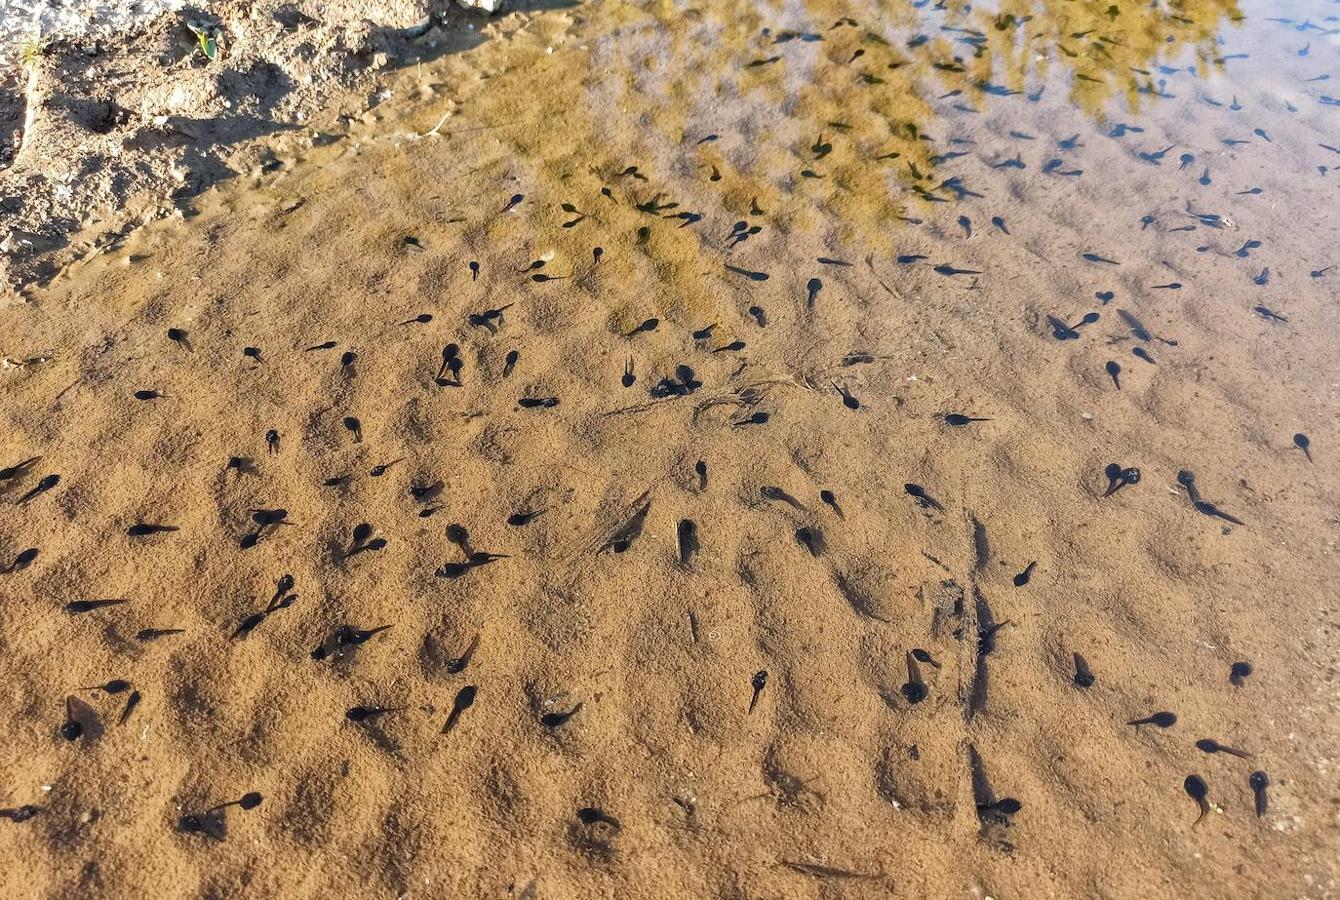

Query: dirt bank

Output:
[0, 0, 552, 299]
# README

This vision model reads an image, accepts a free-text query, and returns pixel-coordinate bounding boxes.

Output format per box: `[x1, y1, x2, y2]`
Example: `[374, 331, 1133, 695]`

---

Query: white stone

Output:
[0, 0, 190, 66]
[455, 0, 504, 12]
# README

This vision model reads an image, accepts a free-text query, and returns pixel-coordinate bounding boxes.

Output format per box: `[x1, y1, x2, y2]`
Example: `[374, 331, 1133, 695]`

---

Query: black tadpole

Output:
[677, 519, 700, 566]
[1249, 771, 1269, 817]
[136, 627, 184, 641]
[833, 383, 860, 410]
[442, 685, 477, 734]
[1127, 711, 1176, 728]
[819, 489, 843, 518]
[167, 327, 191, 350]
[942, 413, 991, 427]
[118, 691, 142, 725]
[82, 679, 131, 694]
[65, 599, 129, 614]
[1230, 660, 1253, 687]
[1072, 652, 1094, 688]
[576, 807, 621, 830]
[1178, 469, 1245, 525]
[59, 697, 82, 742]
[1293, 433, 1312, 462]
[1102, 463, 1141, 496]
[794, 526, 826, 557]
[761, 485, 804, 509]
[0, 805, 40, 823]
[904, 483, 944, 512]
[209, 792, 263, 813]
[1184, 775, 1209, 827]
[733, 411, 770, 427]
[446, 635, 479, 674]
[541, 702, 583, 729]
[626, 318, 658, 337]
[18, 473, 59, 504]
[1196, 738, 1252, 758]
[507, 509, 545, 527]
[270, 574, 294, 605]
[900, 651, 927, 704]
[748, 670, 768, 713]
[911, 648, 940, 669]
[346, 705, 403, 723]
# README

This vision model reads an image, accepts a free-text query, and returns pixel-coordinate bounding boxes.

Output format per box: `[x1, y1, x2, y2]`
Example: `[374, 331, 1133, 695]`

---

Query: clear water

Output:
[1, 0, 1337, 895]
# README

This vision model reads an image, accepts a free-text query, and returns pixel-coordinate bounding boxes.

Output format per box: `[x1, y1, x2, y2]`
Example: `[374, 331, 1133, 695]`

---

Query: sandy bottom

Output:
[2, 0, 1338, 896]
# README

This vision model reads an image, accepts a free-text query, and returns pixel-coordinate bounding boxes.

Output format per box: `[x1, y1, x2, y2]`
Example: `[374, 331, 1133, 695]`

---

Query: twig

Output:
[781, 860, 880, 881]
[421, 115, 530, 138]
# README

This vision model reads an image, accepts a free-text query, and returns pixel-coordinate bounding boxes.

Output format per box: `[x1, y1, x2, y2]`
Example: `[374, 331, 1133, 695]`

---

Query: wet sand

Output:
[2, 0, 1339, 896]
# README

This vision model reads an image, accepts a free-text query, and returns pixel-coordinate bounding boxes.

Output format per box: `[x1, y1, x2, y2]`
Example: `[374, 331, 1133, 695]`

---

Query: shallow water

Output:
[1, 0, 1338, 896]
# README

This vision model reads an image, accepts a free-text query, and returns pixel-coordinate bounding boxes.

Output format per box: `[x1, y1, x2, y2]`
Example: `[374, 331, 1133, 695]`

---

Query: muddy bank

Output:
[0, 0, 558, 299]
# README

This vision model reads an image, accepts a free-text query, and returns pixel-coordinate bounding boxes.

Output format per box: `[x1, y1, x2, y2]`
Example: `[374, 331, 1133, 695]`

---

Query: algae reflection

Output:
[415, 0, 1244, 327]
[751, 0, 1246, 198]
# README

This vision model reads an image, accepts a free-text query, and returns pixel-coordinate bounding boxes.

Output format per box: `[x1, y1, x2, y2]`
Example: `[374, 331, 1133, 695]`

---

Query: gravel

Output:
[0, 0, 516, 296]
[0, 1, 193, 64]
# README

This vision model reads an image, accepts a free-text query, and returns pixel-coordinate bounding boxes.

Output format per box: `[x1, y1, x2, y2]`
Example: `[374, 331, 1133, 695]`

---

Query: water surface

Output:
[1, 0, 1337, 896]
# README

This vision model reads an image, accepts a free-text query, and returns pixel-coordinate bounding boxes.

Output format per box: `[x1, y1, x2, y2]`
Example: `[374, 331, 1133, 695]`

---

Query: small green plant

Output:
[18, 36, 47, 68]
[185, 20, 220, 61]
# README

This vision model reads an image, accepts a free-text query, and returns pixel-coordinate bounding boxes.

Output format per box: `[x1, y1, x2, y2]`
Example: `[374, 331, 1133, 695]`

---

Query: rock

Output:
[455, 0, 504, 12]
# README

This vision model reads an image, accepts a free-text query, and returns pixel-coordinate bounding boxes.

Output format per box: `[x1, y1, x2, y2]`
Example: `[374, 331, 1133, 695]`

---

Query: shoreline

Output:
[0, 0, 540, 300]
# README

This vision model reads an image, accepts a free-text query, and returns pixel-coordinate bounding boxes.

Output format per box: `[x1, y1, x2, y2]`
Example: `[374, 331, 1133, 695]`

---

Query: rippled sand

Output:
[2, 0, 1338, 896]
